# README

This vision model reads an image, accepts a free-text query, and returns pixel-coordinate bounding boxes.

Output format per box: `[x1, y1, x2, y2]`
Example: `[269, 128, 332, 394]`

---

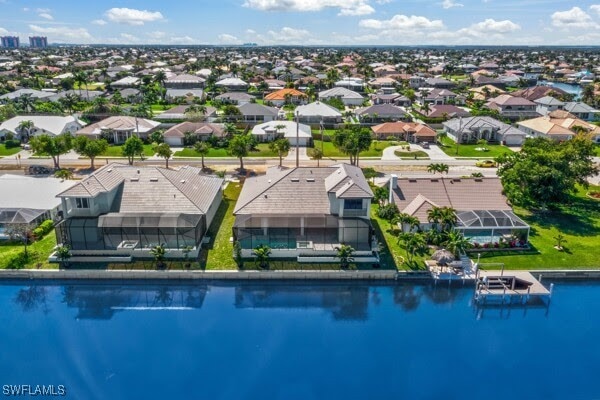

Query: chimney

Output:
[388, 174, 398, 204]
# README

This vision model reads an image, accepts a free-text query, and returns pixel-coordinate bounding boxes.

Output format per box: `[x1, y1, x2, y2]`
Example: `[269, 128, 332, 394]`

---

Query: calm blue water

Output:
[537, 81, 582, 99]
[1, 281, 599, 400]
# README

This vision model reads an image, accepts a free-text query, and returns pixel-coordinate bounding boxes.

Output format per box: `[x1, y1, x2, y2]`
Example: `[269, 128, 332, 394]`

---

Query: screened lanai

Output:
[56, 213, 205, 251]
[0, 208, 51, 238]
[455, 210, 530, 245]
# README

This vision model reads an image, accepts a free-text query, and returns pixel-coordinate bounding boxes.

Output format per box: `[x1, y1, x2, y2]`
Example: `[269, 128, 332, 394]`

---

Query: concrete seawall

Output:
[0, 269, 599, 281]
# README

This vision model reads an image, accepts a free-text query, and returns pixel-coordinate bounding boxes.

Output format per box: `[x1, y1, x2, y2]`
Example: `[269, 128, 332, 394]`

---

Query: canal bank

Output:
[1, 269, 599, 281]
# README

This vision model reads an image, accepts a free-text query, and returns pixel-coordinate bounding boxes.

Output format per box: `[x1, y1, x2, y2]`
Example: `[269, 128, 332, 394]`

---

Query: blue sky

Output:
[0, 0, 600, 45]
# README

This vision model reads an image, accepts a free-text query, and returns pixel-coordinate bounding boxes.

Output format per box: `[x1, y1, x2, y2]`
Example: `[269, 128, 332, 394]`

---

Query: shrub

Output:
[4, 139, 21, 148]
[377, 203, 400, 221]
[32, 219, 54, 239]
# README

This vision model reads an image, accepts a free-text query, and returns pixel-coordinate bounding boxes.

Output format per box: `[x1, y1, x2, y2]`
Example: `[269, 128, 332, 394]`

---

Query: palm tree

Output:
[274, 124, 286, 139]
[194, 141, 210, 169]
[427, 206, 443, 231]
[59, 93, 80, 114]
[427, 163, 449, 176]
[554, 233, 567, 251]
[17, 120, 34, 141]
[439, 206, 458, 232]
[17, 94, 36, 113]
[393, 213, 420, 233]
[150, 244, 168, 270]
[223, 122, 238, 138]
[269, 138, 290, 166]
[54, 169, 74, 180]
[253, 244, 271, 269]
[335, 244, 355, 269]
[154, 143, 173, 168]
[398, 232, 427, 264]
[443, 231, 471, 258]
[74, 71, 89, 100]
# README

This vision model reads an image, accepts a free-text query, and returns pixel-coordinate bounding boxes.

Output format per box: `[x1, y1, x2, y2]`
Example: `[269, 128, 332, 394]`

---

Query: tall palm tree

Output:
[194, 141, 210, 169]
[74, 71, 89, 100]
[398, 232, 427, 264]
[427, 206, 443, 231]
[17, 94, 36, 113]
[223, 123, 238, 138]
[253, 244, 271, 269]
[269, 138, 290, 166]
[17, 120, 35, 141]
[439, 206, 458, 232]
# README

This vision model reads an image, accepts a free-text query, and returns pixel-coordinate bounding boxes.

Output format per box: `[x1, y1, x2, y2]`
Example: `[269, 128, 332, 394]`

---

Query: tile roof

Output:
[264, 88, 307, 101]
[77, 116, 160, 135]
[164, 122, 226, 138]
[234, 164, 372, 215]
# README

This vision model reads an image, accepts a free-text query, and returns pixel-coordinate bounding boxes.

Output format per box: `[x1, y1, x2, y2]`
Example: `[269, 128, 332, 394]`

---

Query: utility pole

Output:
[295, 110, 299, 167]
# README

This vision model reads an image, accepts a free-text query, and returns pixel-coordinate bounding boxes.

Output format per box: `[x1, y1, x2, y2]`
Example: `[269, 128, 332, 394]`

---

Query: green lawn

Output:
[394, 150, 429, 159]
[477, 185, 600, 269]
[439, 136, 515, 158]
[594, 144, 600, 157]
[201, 182, 241, 270]
[371, 204, 429, 271]
[74, 83, 104, 91]
[174, 144, 283, 158]
[312, 140, 402, 158]
[0, 232, 57, 270]
[0, 144, 21, 156]
[99, 144, 155, 157]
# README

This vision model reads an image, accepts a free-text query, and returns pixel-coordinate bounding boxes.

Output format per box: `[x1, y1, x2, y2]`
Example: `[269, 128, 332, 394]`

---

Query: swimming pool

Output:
[1, 280, 598, 400]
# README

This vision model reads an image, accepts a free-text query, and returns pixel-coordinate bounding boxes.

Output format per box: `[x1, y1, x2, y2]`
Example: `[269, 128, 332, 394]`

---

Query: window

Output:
[344, 199, 363, 210]
[75, 198, 90, 209]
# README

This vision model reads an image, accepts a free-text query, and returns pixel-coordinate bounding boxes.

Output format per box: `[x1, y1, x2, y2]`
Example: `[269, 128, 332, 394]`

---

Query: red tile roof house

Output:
[233, 164, 377, 263]
[264, 88, 308, 107]
[386, 175, 530, 247]
[371, 122, 436, 142]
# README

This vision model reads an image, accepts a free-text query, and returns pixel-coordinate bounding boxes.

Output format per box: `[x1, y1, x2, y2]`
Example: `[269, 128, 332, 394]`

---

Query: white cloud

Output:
[218, 34, 242, 44]
[170, 36, 196, 44]
[105, 8, 164, 26]
[29, 24, 93, 43]
[359, 14, 444, 30]
[551, 7, 596, 29]
[243, 0, 375, 16]
[23, 7, 29, 12]
[441, 0, 463, 9]
[38, 13, 54, 20]
[0, 27, 8, 35]
[119, 33, 140, 43]
[591, 5, 600, 15]
[461, 18, 521, 34]
[267, 27, 312, 43]
[147, 31, 166, 40]
[36, 8, 51, 13]
[92, 19, 107, 25]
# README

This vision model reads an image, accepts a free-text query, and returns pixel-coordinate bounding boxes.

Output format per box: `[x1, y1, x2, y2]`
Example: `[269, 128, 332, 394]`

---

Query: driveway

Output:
[284, 146, 310, 162]
[381, 143, 454, 161]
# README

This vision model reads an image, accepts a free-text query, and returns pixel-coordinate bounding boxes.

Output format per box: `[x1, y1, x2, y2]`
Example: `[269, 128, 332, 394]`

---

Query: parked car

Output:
[421, 142, 430, 149]
[26, 165, 52, 175]
[476, 160, 497, 168]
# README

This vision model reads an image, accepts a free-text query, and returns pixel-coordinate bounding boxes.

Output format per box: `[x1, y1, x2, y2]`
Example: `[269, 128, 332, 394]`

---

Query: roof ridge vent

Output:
[150, 177, 159, 182]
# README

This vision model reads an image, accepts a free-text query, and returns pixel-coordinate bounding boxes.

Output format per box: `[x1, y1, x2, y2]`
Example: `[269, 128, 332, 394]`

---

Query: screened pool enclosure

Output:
[454, 210, 530, 245]
[56, 213, 206, 251]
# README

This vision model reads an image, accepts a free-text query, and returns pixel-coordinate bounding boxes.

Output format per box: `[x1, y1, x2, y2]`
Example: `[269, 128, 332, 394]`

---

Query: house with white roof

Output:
[0, 175, 77, 238]
[0, 115, 86, 141]
[215, 77, 248, 91]
[318, 87, 364, 107]
[295, 101, 343, 124]
[251, 120, 312, 146]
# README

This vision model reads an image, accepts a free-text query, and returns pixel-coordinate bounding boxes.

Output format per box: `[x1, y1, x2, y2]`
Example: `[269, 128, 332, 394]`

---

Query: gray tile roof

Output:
[234, 164, 372, 215]
[58, 164, 223, 214]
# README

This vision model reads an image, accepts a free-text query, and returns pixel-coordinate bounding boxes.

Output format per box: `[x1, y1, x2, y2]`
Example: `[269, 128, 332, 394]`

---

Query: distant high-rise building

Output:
[1, 36, 20, 48]
[29, 36, 48, 48]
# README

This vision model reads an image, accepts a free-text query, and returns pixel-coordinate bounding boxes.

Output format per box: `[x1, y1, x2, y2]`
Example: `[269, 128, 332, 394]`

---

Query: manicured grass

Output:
[312, 140, 401, 158]
[201, 181, 242, 270]
[0, 232, 57, 270]
[439, 136, 515, 158]
[174, 144, 283, 158]
[477, 185, 600, 269]
[594, 144, 600, 157]
[394, 150, 429, 159]
[371, 204, 429, 271]
[74, 83, 104, 91]
[99, 144, 155, 157]
[0, 144, 21, 156]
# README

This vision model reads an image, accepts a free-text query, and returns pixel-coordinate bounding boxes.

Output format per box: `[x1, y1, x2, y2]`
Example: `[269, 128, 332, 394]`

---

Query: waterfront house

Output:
[155, 105, 218, 122]
[387, 176, 530, 245]
[0, 175, 76, 239]
[76, 116, 161, 144]
[54, 164, 223, 261]
[534, 96, 565, 115]
[264, 88, 308, 107]
[233, 164, 376, 261]
[512, 85, 569, 101]
[371, 93, 411, 107]
[563, 102, 600, 121]
[215, 92, 256, 106]
[165, 73, 205, 89]
[443, 116, 526, 145]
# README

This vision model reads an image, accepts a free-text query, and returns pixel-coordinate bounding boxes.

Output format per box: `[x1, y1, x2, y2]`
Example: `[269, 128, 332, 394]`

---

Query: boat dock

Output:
[474, 270, 552, 304]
